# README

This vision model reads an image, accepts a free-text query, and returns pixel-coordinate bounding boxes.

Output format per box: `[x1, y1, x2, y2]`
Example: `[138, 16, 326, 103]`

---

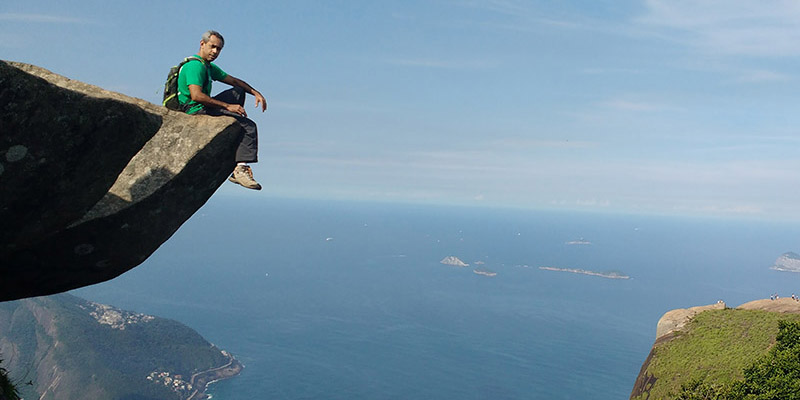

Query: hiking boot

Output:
[229, 164, 262, 190]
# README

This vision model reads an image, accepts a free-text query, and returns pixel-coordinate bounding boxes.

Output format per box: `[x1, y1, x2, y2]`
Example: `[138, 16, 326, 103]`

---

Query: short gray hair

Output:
[201, 30, 224, 46]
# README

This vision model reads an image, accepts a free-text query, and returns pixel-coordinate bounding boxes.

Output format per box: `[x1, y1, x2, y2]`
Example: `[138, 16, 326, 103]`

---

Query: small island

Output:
[473, 269, 497, 277]
[771, 252, 800, 272]
[440, 256, 469, 267]
[539, 266, 630, 279]
[565, 238, 592, 245]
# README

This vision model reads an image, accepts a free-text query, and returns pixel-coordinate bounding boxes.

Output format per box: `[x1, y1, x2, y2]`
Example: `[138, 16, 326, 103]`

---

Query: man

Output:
[178, 30, 267, 190]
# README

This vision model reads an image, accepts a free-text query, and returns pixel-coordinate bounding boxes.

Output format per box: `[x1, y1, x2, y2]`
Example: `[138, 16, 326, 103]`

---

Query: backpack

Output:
[162, 57, 202, 110]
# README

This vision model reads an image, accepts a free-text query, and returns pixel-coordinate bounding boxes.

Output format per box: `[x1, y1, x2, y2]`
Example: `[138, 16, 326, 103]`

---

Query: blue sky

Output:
[4, 1, 800, 220]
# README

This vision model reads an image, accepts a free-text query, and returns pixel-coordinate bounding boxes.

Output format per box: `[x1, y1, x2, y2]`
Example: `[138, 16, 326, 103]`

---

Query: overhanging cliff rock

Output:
[0, 60, 243, 301]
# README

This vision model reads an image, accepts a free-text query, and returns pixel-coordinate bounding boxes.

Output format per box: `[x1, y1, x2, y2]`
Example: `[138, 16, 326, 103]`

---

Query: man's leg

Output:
[213, 87, 245, 107]
[212, 88, 261, 190]
[232, 117, 258, 164]
[227, 116, 261, 190]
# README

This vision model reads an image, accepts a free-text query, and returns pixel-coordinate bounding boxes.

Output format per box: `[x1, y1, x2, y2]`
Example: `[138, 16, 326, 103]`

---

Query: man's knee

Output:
[242, 118, 257, 135]
[213, 87, 246, 106]
[230, 87, 246, 105]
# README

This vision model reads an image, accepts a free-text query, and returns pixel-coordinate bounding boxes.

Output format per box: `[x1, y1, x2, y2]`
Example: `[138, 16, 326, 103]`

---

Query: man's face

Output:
[199, 35, 224, 62]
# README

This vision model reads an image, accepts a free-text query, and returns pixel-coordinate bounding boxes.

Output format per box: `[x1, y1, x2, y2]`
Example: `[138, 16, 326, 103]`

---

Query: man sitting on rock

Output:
[178, 30, 267, 190]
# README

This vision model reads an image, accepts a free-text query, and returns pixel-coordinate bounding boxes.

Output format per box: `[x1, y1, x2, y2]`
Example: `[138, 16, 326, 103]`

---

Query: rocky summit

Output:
[0, 61, 244, 301]
[630, 298, 800, 399]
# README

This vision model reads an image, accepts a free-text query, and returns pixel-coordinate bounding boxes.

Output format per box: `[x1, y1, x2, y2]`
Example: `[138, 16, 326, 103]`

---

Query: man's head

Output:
[199, 30, 225, 62]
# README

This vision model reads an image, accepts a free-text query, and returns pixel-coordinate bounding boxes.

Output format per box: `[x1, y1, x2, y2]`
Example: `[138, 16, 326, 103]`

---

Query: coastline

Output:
[186, 354, 244, 400]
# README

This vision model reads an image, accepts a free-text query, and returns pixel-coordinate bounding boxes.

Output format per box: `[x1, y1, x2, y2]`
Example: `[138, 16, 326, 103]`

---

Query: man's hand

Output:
[221, 76, 267, 113]
[254, 91, 267, 112]
[226, 103, 247, 117]
[189, 84, 246, 115]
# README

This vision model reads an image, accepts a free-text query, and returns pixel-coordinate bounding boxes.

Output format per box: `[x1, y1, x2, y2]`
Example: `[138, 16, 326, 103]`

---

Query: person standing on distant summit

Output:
[178, 30, 267, 190]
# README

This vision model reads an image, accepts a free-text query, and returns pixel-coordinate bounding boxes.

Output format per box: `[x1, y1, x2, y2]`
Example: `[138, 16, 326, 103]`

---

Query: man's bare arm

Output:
[222, 75, 267, 112]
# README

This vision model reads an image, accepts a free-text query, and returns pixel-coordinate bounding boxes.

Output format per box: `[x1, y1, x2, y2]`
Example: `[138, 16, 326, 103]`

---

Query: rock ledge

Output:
[0, 60, 243, 301]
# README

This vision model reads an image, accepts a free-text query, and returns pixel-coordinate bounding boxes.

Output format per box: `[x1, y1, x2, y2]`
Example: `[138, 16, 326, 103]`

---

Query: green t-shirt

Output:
[177, 55, 229, 114]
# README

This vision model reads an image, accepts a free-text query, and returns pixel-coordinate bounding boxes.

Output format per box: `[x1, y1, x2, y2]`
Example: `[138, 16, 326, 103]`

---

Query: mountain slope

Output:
[0, 293, 241, 400]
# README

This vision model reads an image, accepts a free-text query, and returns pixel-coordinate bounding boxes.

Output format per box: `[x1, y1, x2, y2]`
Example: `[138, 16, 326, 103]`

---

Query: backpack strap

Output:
[181, 57, 212, 86]
[177, 56, 207, 96]
[179, 56, 202, 72]
[176, 56, 214, 113]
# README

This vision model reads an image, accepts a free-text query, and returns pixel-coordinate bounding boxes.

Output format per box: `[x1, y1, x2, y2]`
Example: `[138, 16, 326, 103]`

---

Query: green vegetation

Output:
[0, 294, 233, 400]
[0, 359, 20, 400]
[676, 319, 800, 399]
[634, 309, 800, 400]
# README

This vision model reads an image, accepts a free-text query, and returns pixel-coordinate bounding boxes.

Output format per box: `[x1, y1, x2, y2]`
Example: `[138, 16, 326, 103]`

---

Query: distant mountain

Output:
[0, 293, 241, 400]
[771, 252, 800, 272]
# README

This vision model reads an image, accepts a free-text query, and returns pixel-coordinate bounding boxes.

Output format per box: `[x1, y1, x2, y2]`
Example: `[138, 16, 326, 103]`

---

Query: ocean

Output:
[74, 197, 800, 399]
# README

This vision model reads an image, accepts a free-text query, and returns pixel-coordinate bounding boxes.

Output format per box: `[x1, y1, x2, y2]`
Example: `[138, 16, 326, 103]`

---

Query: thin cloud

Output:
[0, 13, 93, 24]
[271, 99, 391, 114]
[629, 159, 800, 186]
[600, 99, 671, 112]
[670, 203, 764, 216]
[673, 59, 796, 84]
[384, 57, 498, 70]
[637, 0, 800, 57]
[452, 0, 582, 29]
[580, 67, 644, 75]
[732, 69, 792, 83]
[488, 138, 596, 149]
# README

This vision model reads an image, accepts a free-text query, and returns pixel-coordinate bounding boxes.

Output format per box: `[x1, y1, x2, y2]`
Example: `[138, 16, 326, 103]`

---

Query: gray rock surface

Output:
[737, 297, 800, 313]
[0, 61, 243, 301]
[654, 301, 726, 340]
